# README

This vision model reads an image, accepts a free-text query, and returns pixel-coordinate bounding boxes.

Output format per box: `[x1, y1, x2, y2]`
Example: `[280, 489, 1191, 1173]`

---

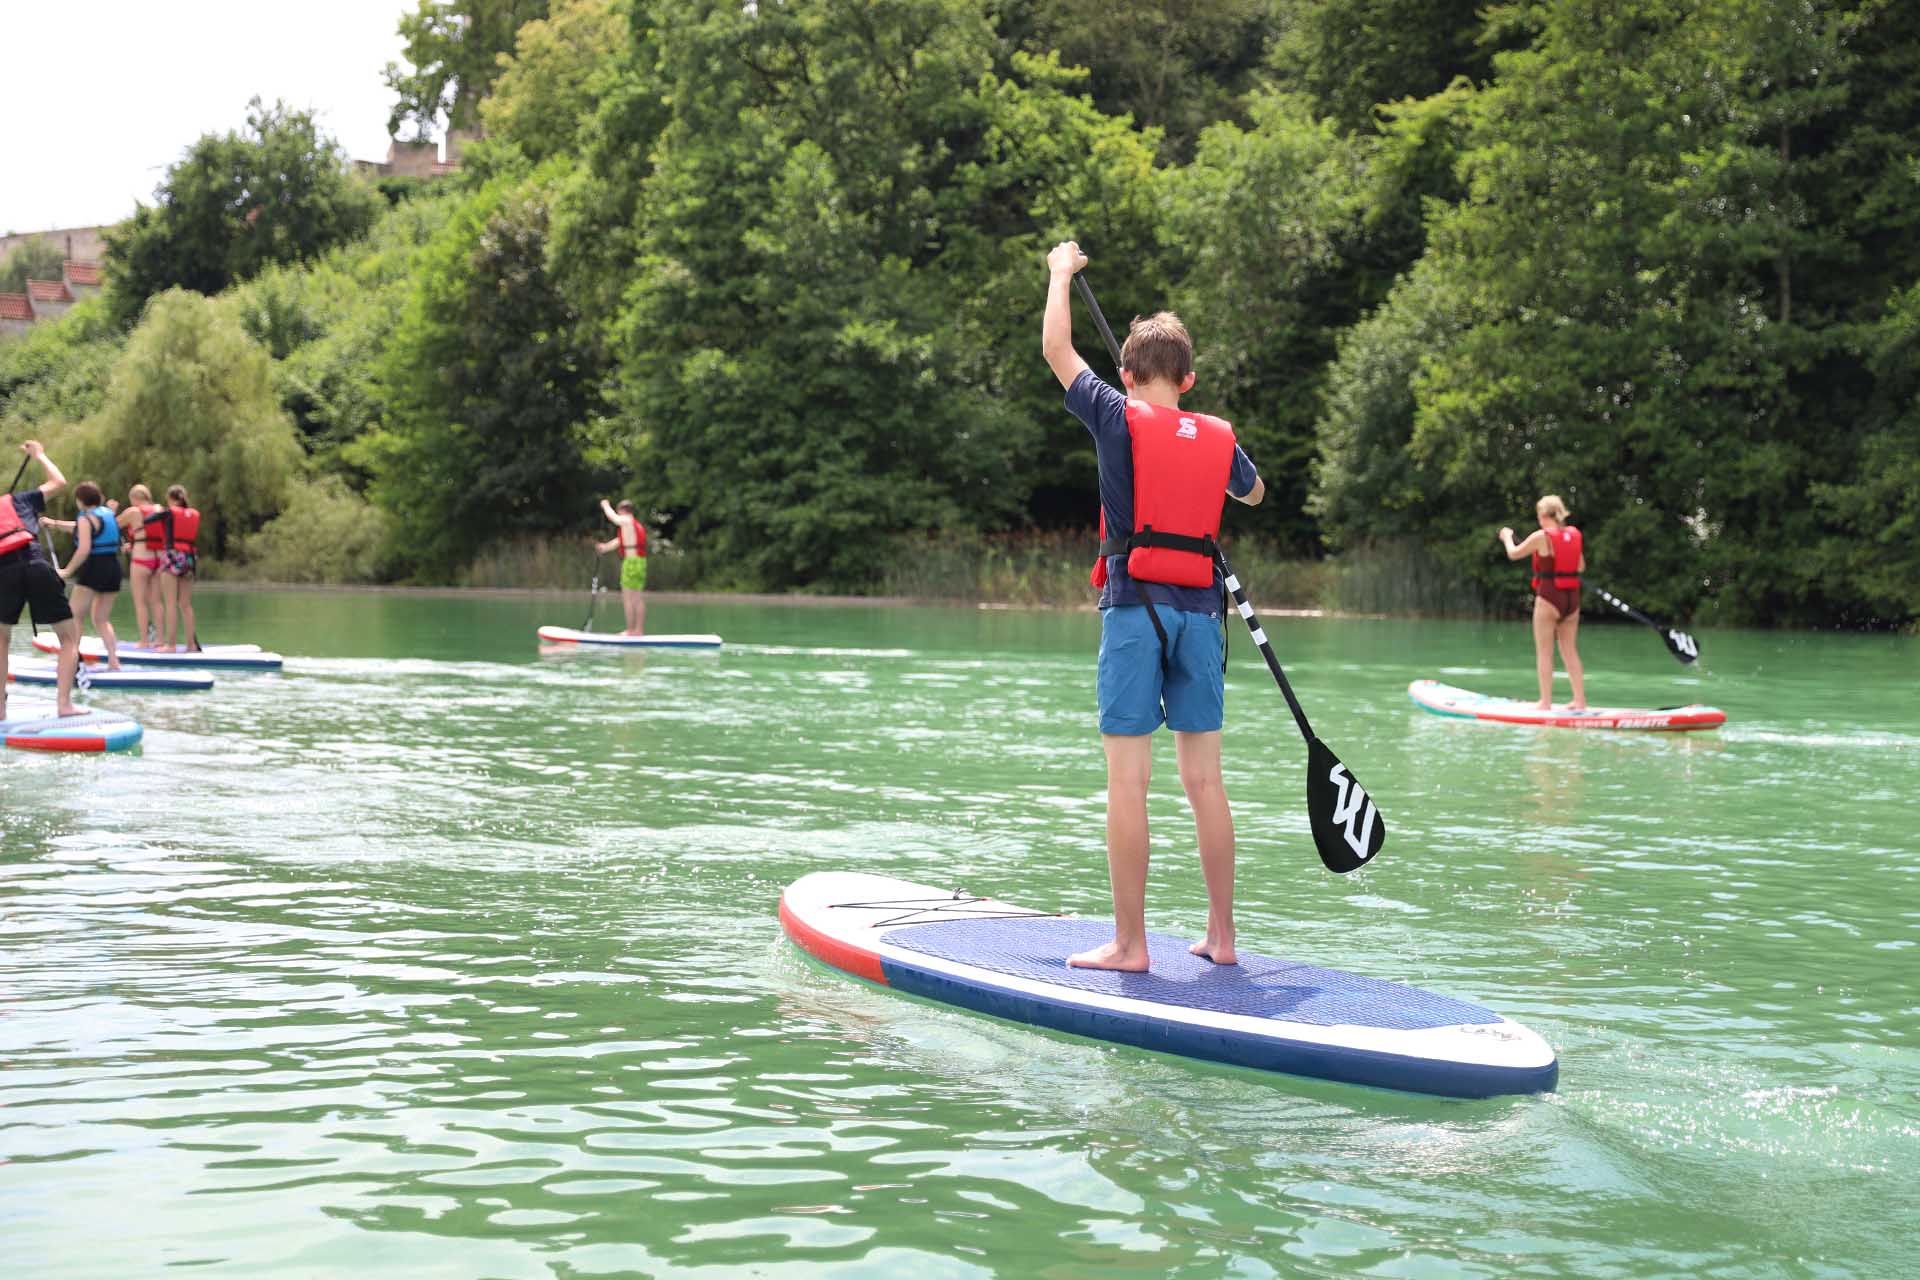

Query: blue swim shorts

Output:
[1096, 603, 1225, 736]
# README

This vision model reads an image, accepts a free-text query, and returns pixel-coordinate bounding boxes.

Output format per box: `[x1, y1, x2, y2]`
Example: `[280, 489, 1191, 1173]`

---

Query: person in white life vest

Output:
[595, 498, 648, 635]
[1500, 494, 1587, 710]
[0, 440, 83, 718]
[1042, 240, 1266, 973]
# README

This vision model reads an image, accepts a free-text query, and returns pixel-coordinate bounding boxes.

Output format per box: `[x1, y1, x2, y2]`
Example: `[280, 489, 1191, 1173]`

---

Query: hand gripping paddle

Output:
[1592, 585, 1700, 665]
[1071, 274, 1385, 873]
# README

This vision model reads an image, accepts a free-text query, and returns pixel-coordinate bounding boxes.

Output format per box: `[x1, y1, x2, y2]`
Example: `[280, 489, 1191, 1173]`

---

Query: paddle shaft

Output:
[582, 552, 604, 631]
[1592, 584, 1699, 662]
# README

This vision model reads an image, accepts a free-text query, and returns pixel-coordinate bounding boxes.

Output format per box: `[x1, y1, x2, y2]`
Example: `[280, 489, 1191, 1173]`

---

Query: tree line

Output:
[1, 0, 1915, 626]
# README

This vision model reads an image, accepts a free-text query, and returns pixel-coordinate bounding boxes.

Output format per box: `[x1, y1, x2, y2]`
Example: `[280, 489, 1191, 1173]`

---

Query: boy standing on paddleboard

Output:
[596, 499, 648, 636]
[0, 440, 83, 719]
[1041, 241, 1266, 972]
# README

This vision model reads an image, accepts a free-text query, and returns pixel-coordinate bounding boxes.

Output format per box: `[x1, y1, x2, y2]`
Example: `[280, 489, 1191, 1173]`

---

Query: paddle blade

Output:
[1305, 736, 1384, 874]
[1663, 627, 1700, 664]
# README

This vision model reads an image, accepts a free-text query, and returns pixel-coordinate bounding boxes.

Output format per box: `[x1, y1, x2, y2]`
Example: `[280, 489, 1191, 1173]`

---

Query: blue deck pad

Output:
[881, 917, 1499, 1031]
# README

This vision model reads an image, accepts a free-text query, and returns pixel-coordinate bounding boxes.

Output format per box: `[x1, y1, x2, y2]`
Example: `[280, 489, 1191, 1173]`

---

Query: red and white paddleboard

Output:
[536, 626, 721, 649]
[780, 871, 1557, 1099]
[1409, 679, 1725, 731]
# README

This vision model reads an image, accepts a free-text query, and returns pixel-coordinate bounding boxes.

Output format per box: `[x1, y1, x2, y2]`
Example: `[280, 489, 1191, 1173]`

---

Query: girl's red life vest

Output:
[138, 502, 169, 552]
[1531, 525, 1582, 592]
[619, 518, 647, 558]
[1089, 401, 1237, 591]
[168, 506, 201, 553]
[0, 495, 32, 557]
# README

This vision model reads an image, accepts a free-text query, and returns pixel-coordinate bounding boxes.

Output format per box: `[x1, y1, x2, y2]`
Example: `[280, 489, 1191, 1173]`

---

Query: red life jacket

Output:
[1089, 401, 1236, 591]
[138, 502, 169, 552]
[0, 495, 32, 557]
[169, 506, 201, 552]
[1531, 525, 1582, 592]
[619, 518, 647, 559]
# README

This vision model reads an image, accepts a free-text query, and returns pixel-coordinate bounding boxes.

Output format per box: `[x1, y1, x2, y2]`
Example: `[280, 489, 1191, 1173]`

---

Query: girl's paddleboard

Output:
[33, 635, 284, 670]
[1409, 679, 1724, 731]
[780, 871, 1557, 1099]
[0, 699, 143, 752]
[536, 626, 722, 649]
[8, 661, 213, 691]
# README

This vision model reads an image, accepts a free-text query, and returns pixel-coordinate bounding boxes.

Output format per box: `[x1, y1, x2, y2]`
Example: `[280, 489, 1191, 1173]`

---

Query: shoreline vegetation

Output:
[204, 531, 1493, 618]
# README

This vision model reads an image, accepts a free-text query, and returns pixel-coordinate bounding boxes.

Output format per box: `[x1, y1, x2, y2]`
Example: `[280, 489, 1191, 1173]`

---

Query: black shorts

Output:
[0, 552, 73, 627]
[76, 554, 123, 594]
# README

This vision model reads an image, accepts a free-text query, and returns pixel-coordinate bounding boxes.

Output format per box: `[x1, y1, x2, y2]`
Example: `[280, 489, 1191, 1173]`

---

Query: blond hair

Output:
[129, 484, 152, 504]
[1536, 494, 1570, 523]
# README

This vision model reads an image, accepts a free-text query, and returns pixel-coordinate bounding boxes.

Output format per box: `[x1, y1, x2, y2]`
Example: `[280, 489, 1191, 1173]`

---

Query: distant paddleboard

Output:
[781, 871, 1558, 1099]
[1409, 679, 1725, 731]
[0, 699, 143, 753]
[536, 626, 722, 649]
[33, 636, 284, 670]
[8, 661, 213, 691]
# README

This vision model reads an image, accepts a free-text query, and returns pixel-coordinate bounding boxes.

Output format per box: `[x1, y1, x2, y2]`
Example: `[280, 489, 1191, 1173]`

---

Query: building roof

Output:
[26, 279, 72, 303]
[64, 260, 101, 287]
[0, 293, 32, 321]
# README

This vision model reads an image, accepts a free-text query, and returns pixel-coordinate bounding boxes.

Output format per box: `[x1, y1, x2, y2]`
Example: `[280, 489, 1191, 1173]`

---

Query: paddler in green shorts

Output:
[596, 498, 648, 635]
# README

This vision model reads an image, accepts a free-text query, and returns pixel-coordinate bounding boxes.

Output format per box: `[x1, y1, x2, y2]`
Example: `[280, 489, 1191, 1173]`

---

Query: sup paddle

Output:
[581, 553, 605, 631]
[1071, 273, 1385, 874]
[1592, 585, 1700, 664]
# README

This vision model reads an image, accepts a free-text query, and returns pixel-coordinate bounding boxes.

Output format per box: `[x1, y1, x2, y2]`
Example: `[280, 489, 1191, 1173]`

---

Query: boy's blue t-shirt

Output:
[1065, 369, 1259, 614]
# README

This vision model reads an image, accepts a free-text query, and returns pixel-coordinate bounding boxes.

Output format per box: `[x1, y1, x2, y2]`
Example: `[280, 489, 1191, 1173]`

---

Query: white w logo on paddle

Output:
[1668, 629, 1698, 659]
[1327, 763, 1377, 861]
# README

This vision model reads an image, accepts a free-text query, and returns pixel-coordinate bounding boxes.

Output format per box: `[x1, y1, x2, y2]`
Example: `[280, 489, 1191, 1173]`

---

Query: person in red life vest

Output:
[157, 484, 202, 652]
[1042, 240, 1266, 972]
[42, 480, 125, 672]
[122, 483, 169, 646]
[0, 440, 84, 719]
[595, 498, 648, 635]
[1499, 494, 1587, 710]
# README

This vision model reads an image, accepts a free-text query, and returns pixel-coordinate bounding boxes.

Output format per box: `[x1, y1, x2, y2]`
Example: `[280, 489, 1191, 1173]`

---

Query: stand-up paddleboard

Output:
[536, 625, 722, 649]
[1, 699, 143, 752]
[33, 635, 284, 670]
[8, 661, 214, 691]
[781, 872, 1558, 1099]
[1409, 679, 1725, 731]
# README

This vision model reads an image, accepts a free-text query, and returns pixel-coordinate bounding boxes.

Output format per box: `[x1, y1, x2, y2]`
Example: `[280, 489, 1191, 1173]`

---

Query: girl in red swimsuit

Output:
[1499, 495, 1586, 710]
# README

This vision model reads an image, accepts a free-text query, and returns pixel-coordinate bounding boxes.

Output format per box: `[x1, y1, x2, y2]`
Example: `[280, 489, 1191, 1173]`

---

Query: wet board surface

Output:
[0, 699, 143, 752]
[536, 626, 723, 649]
[34, 635, 284, 670]
[8, 661, 213, 691]
[1408, 679, 1725, 731]
[780, 871, 1558, 1099]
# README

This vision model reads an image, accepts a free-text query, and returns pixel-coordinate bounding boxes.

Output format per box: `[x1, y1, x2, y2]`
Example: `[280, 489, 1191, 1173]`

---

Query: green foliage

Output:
[385, 0, 549, 137]
[237, 476, 391, 583]
[481, 0, 627, 163]
[103, 99, 380, 328]
[70, 290, 305, 559]
[0, 238, 66, 293]
[356, 170, 610, 577]
[1267, 0, 1502, 131]
[0, 295, 125, 430]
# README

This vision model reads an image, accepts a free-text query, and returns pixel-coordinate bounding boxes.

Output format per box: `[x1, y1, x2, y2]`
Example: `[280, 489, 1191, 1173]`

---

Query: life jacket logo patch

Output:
[1176, 417, 1198, 439]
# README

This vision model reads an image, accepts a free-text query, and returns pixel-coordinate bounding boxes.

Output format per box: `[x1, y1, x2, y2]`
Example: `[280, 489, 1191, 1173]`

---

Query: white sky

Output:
[1, 0, 419, 235]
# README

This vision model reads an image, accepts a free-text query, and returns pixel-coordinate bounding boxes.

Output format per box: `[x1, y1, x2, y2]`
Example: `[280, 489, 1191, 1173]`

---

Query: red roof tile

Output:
[64, 260, 102, 286]
[26, 279, 72, 303]
[0, 293, 32, 321]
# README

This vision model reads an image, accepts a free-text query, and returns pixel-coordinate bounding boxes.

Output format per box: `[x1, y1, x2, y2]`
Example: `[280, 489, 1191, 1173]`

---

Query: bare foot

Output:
[1569, 703, 1587, 711]
[1067, 940, 1149, 972]
[58, 705, 84, 717]
[1189, 935, 1238, 965]
[1534, 700, 1551, 710]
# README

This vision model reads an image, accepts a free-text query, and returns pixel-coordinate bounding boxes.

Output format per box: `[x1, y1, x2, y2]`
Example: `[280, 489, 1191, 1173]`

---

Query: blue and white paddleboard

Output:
[9, 660, 214, 691]
[34, 635, 283, 670]
[781, 872, 1558, 1099]
[0, 699, 143, 753]
[537, 625, 722, 649]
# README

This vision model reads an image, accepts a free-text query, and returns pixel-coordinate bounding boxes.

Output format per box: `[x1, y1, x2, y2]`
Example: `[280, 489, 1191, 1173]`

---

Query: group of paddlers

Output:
[1, 440, 203, 718]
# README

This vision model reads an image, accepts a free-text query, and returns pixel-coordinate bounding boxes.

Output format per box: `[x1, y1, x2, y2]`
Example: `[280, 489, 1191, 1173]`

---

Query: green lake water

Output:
[3, 590, 1915, 1277]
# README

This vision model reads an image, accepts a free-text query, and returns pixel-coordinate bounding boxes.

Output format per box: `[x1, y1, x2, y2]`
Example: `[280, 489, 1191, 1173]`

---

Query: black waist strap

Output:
[1099, 527, 1219, 560]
